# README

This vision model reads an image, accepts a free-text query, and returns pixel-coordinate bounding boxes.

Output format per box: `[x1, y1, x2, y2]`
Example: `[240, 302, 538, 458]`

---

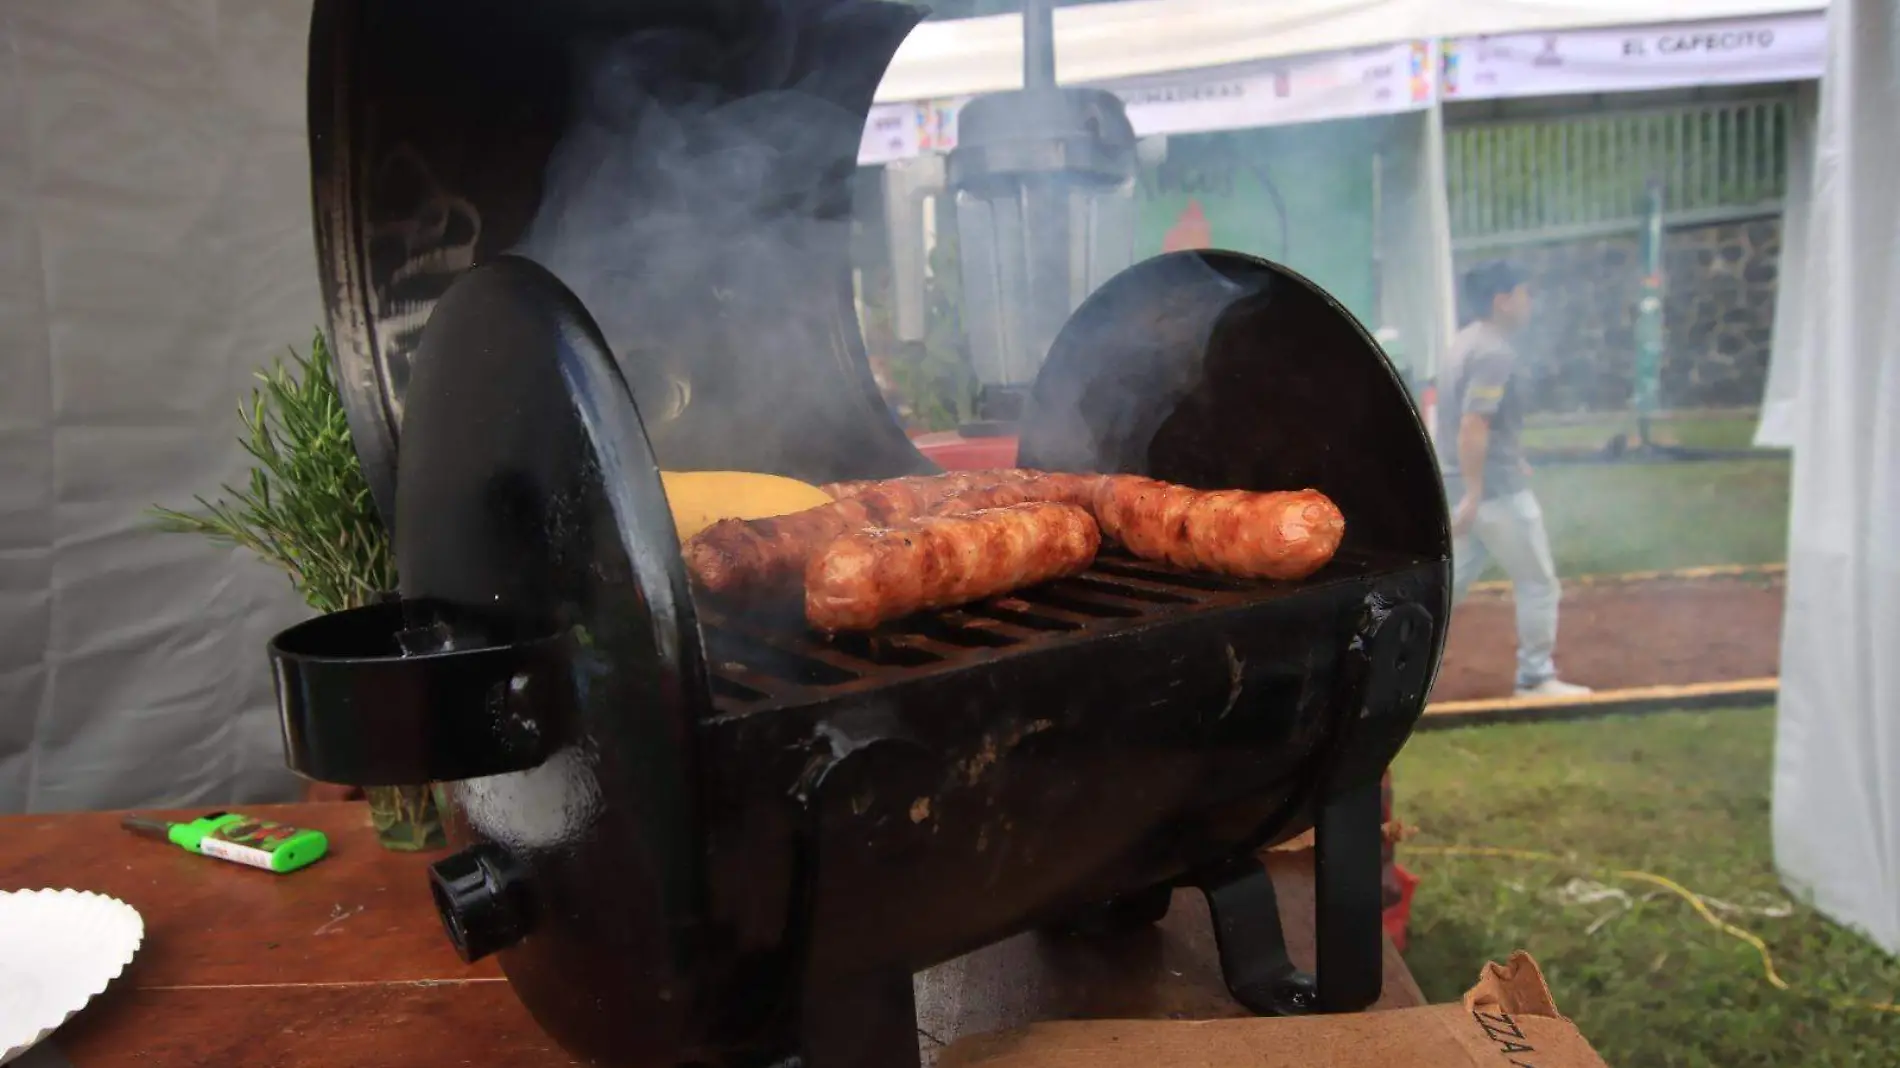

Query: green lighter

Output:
[122, 811, 329, 874]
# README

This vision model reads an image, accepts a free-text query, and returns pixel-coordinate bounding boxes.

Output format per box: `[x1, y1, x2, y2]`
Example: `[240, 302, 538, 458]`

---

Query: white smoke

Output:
[513, 12, 879, 473]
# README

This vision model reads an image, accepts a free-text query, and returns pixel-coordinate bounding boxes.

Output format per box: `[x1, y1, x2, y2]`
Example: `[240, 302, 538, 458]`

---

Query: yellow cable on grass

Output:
[1406, 843, 1900, 1016]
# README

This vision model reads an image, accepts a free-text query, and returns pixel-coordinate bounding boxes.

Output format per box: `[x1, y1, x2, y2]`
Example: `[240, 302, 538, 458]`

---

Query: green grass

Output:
[1456, 411, 1792, 579]
[1529, 458, 1790, 577]
[1522, 413, 1769, 452]
[1397, 709, 1900, 1067]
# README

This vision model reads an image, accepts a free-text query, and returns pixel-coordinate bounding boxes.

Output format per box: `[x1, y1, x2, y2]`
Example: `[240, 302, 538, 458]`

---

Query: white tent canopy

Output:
[1756, 80, 1820, 447]
[1769, 0, 1900, 954]
[876, 0, 1829, 103]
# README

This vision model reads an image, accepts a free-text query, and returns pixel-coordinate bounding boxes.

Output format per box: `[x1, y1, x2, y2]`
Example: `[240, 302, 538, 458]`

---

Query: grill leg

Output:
[796, 971, 920, 1068]
[1314, 775, 1385, 1012]
[1197, 856, 1314, 1015]
[1198, 775, 1388, 1016]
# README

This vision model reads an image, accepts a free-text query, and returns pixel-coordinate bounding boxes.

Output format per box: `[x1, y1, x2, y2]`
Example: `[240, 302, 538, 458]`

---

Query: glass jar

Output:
[365, 783, 446, 852]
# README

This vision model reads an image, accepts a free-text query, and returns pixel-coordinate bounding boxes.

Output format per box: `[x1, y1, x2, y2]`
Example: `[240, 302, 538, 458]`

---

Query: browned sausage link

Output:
[685, 499, 875, 601]
[845, 482, 937, 525]
[805, 502, 1101, 632]
[819, 469, 1046, 508]
[1092, 476, 1345, 581]
[683, 481, 935, 601]
[928, 472, 1108, 515]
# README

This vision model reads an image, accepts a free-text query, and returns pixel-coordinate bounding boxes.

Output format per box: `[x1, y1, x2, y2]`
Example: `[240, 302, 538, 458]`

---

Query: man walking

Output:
[1439, 261, 1590, 698]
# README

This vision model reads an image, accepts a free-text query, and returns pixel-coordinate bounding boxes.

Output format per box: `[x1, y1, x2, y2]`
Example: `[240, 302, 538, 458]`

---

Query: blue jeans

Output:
[1450, 489, 1562, 689]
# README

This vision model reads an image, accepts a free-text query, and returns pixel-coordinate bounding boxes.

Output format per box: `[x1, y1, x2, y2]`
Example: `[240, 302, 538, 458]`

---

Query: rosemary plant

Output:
[152, 331, 396, 613]
[154, 332, 442, 848]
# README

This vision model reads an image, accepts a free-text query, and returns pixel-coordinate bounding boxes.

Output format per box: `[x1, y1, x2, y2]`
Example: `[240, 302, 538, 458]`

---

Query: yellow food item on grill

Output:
[659, 471, 834, 542]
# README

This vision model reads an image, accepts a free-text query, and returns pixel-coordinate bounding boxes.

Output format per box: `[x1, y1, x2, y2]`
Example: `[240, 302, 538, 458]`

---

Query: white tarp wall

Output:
[1770, 0, 1900, 954]
[0, 2, 316, 812]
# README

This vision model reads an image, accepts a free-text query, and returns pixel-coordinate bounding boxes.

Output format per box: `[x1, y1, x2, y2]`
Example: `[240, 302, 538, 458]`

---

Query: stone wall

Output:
[1454, 216, 1781, 412]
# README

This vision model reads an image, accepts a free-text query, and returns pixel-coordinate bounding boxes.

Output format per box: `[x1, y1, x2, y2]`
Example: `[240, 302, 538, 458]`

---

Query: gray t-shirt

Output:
[1436, 320, 1526, 500]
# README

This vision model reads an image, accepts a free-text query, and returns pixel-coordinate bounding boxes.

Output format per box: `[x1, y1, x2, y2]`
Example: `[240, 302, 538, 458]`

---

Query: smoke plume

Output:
[514, 5, 908, 480]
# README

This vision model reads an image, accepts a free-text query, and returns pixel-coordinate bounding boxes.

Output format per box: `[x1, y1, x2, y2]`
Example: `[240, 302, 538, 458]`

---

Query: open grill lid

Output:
[1021, 250, 1451, 563]
[306, 0, 931, 527]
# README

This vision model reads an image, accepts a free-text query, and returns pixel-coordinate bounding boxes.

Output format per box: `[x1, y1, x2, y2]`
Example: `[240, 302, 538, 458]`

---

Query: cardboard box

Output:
[938, 952, 1607, 1068]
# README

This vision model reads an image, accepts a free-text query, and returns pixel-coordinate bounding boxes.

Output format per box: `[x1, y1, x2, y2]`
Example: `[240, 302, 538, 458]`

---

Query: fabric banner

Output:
[863, 41, 1434, 163]
[858, 102, 921, 166]
[861, 13, 1833, 160]
[916, 98, 968, 155]
[1442, 13, 1827, 101]
[1108, 40, 1435, 137]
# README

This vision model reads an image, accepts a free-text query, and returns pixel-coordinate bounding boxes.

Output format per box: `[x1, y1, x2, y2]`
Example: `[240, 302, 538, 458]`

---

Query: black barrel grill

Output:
[270, 2, 1453, 1067]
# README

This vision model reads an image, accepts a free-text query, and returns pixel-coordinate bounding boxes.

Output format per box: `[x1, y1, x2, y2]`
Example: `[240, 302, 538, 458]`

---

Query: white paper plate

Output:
[0, 890, 144, 1066]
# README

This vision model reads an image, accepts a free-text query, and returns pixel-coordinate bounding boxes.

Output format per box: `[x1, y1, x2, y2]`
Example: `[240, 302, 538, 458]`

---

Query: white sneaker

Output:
[1514, 678, 1593, 699]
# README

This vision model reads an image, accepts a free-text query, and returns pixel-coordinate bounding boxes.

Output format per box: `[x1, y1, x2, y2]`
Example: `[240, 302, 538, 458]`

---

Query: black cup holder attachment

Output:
[269, 599, 568, 787]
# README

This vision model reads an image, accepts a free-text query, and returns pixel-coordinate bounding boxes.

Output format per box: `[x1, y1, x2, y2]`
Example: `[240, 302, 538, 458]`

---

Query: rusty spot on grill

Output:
[1220, 643, 1245, 720]
[962, 736, 1001, 784]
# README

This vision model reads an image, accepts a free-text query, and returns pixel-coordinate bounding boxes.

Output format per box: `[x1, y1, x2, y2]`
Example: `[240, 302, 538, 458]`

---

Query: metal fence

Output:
[1447, 96, 1793, 250]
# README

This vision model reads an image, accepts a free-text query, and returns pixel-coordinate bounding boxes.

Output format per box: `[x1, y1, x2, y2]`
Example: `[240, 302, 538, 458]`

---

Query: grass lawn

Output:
[1521, 413, 1770, 453]
[1470, 413, 1793, 578]
[1397, 708, 1900, 1067]
[1530, 458, 1790, 577]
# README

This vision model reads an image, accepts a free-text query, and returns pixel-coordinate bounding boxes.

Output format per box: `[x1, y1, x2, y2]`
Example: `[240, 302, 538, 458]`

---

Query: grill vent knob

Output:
[430, 844, 532, 962]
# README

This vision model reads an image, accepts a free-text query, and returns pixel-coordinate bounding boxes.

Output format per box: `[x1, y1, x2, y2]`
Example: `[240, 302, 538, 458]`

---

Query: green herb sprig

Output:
[152, 331, 395, 614]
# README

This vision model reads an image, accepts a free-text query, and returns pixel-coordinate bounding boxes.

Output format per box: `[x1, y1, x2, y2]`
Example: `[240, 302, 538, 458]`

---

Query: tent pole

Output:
[1024, 0, 1055, 90]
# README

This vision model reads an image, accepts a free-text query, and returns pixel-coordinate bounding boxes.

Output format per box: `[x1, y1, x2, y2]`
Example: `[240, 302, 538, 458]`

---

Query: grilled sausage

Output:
[685, 482, 935, 602]
[1092, 476, 1345, 581]
[820, 469, 1046, 508]
[805, 502, 1101, 632]
[684, 470, 1069, 603]
[928, 471, 1108, 515]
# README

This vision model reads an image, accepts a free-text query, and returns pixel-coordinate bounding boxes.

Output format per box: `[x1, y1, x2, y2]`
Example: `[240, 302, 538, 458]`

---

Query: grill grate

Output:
[699, 549, 1401, 716]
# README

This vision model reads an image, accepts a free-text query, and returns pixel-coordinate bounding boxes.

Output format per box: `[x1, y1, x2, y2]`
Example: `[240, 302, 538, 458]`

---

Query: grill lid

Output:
[307, 0, 931, 528]
[1020, 250, 1451, 563]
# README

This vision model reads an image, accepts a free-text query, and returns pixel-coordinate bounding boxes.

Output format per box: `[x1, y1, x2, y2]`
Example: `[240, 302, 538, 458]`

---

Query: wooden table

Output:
[0, 803, 1422, 1066]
